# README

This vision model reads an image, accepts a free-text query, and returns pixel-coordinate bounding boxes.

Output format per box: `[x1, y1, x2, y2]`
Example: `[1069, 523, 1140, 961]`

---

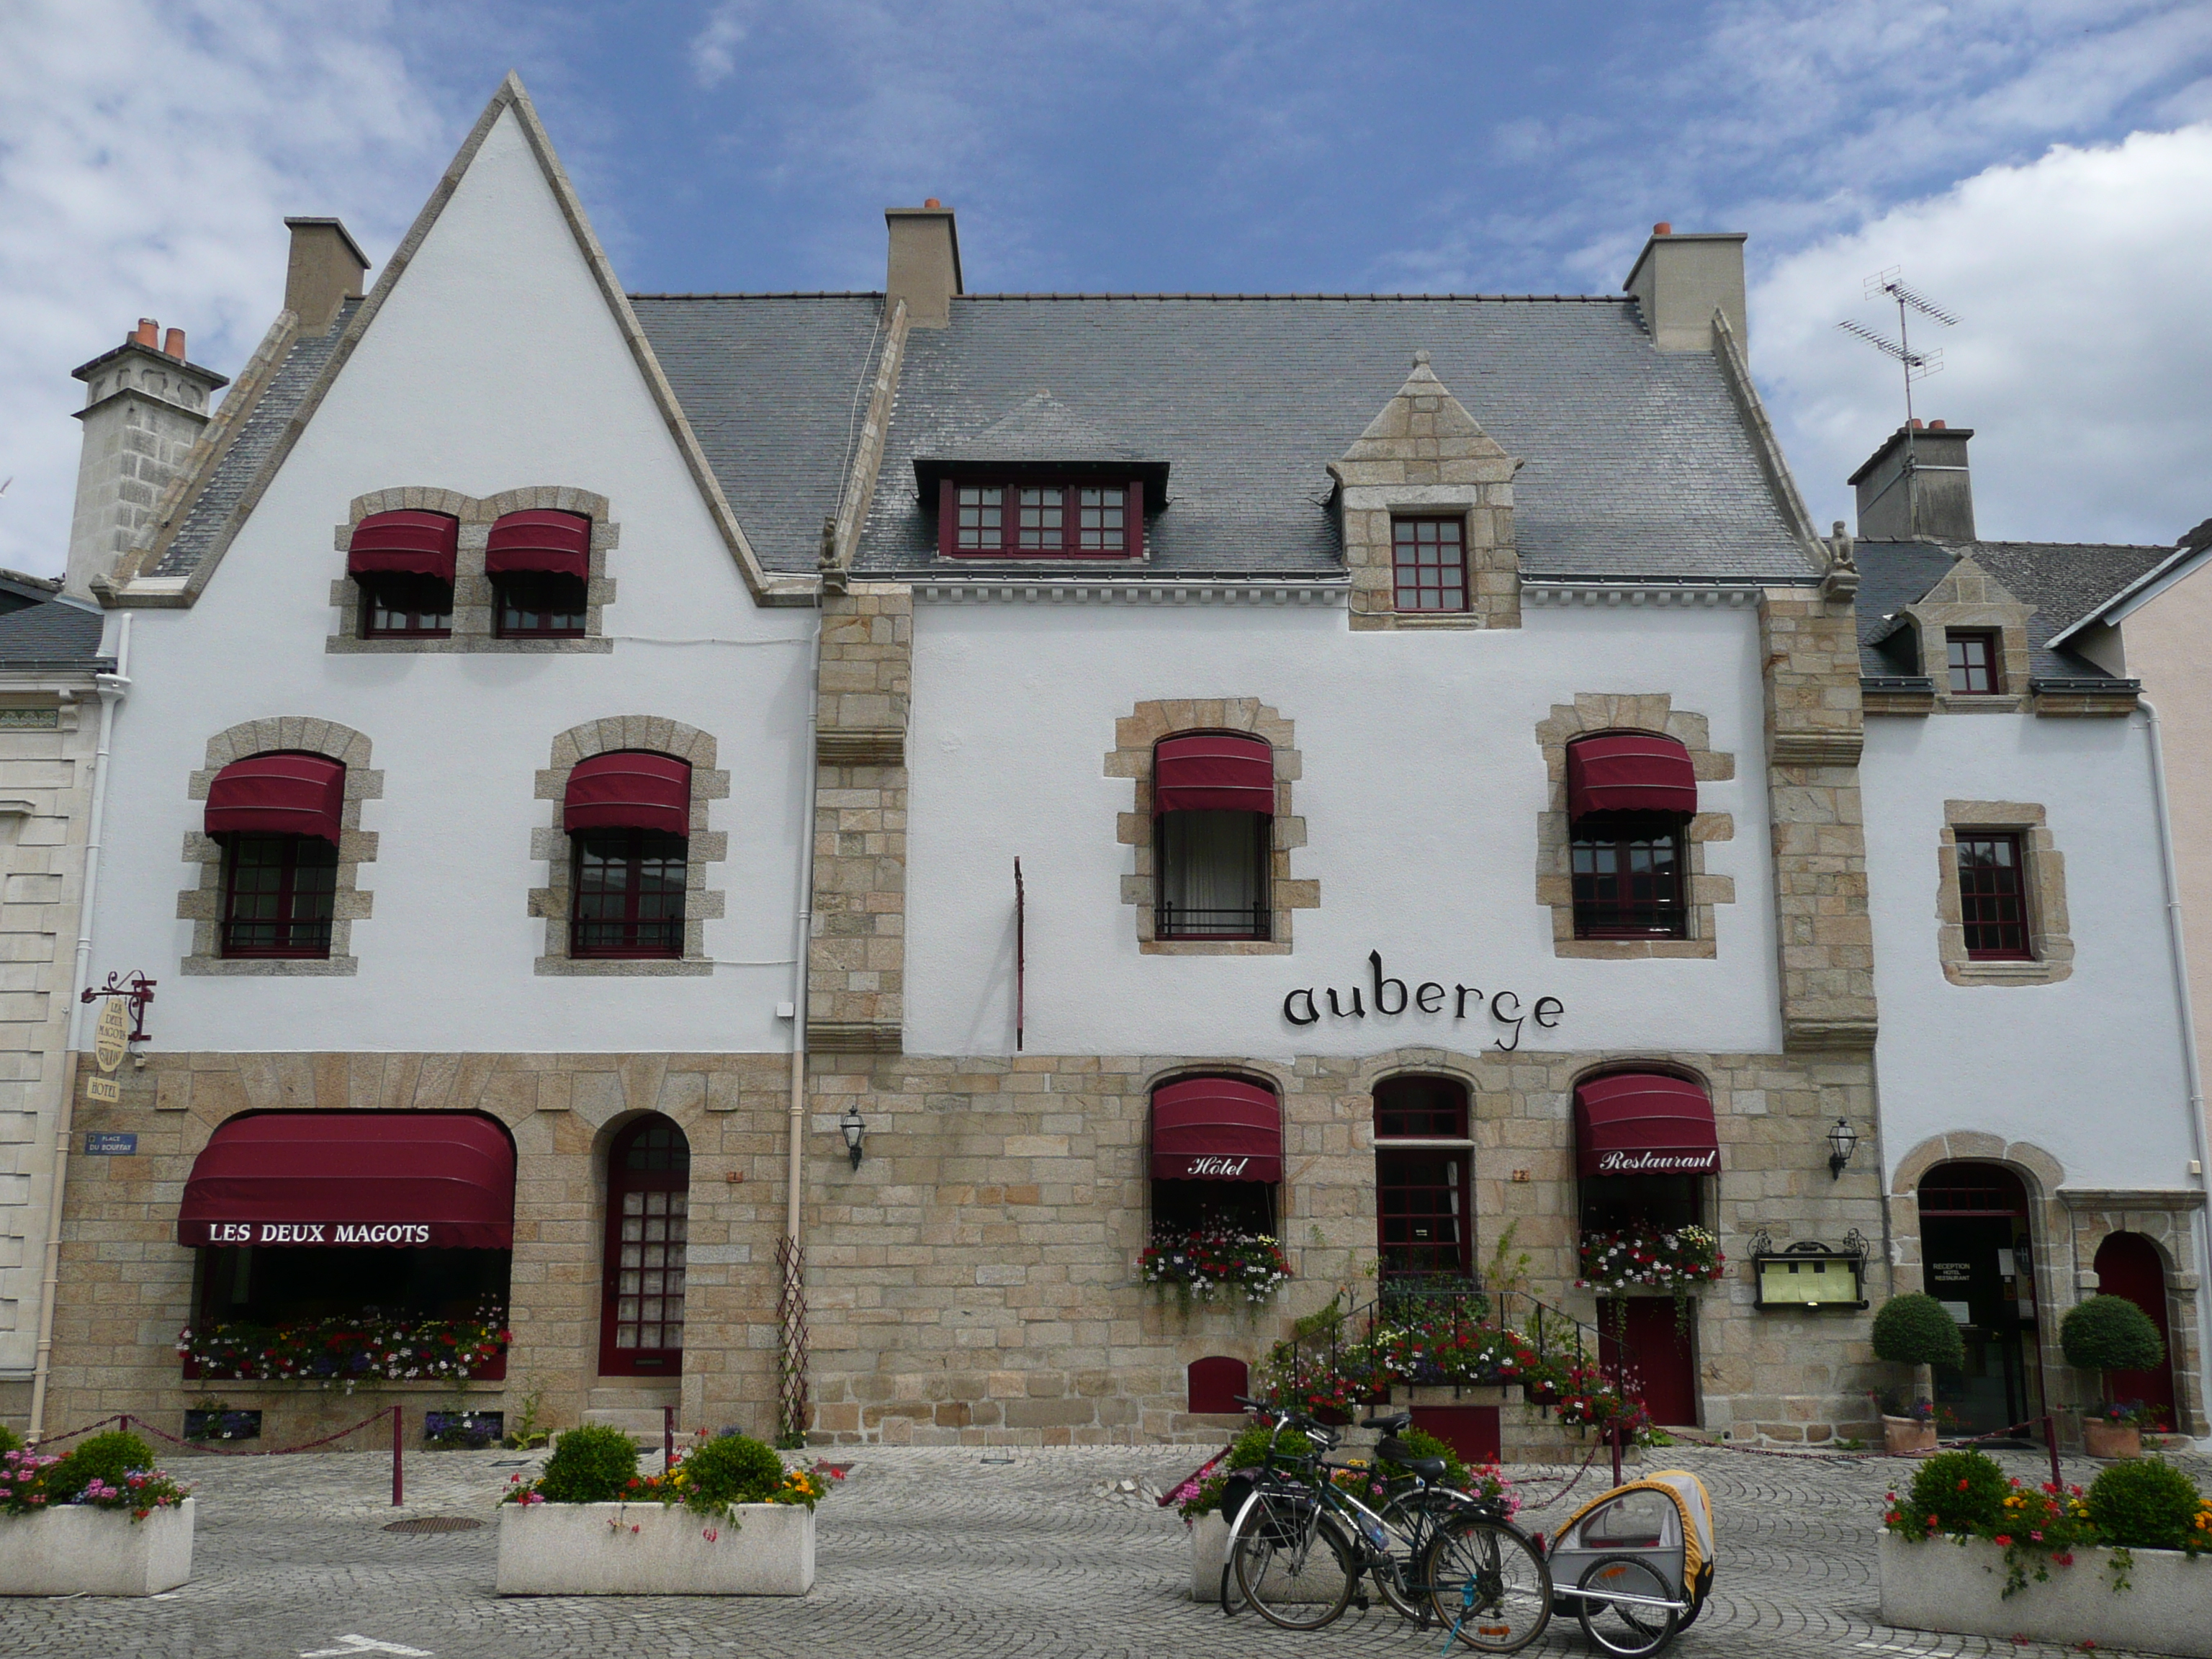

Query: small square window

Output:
[361, 575, 452, 639]
[955, 486, 1003, 550]
[1392, 517, 1467, 612]
[1571, 817, 1688, 938]
[940, 478, 1140, 557]
[495, 574, 588, 639]
[572, 828, 686, 958]
[1947, 630, 2001, 695]
[220, 834, 338, 958]
[1958, 832, 2032, 959]
[1076, 487, 1126, 551]
[1016, 487, 1065, 549]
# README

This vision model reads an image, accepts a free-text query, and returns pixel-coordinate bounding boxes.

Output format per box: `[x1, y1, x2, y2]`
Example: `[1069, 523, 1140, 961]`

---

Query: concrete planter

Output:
[496, 1501, 815, 1596]
[2083, 1419, 2142, 1460]
[1882, 1415, 1938, 1455]
[1879, 1532, 2212, 1657]
[1190, 1510, 1228, 1601]
[0, 1498, 194, 1596]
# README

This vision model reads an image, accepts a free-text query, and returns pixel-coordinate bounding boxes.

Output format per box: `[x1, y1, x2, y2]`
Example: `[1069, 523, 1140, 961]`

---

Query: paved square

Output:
[2, 1439, 2205, 1658]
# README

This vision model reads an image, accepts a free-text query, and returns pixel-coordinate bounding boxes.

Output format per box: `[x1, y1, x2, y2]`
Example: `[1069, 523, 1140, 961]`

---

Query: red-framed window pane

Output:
[1374, 1075, 1469, 1140]
[1076, 487, 1126, 551]
[941, 479, 1140, 557]
[1959, 832, 2031, 958]
[220, 833, 338, 958]
[361, 575, 452, 639]
[1377, 1148, 1471, 1278]
[1155, 810, 1270, 940]
[1017, 487, 1065, 549]
[1948, 630, 2000, 694]
[1392, 516, 1467, 612]
[956, 485, 1004, 550]
[1572, 817, 1687, 938]
[495, 572, 587, 638]
[599, 1117, 689, 1377]
[571, 829, 686, 958]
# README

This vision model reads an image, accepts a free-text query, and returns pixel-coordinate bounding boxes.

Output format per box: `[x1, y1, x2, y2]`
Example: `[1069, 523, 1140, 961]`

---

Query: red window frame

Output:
[1392, 516, 1468, 612]
[494, 572, 588, 639]
[571, 829, 687, 959]
[1154, 811, 1272, 940]
[598, 1117, 689, 1377]
[1570, 815, 1688, 938]
[1374, 1077, 1472, 1282]
[219, 833, 338, 958]
[1958, 831, 2032, 959]
[1947, 630, 2001, 695]
[935, 477, 1143, 558]
[359, 574, 453, 639]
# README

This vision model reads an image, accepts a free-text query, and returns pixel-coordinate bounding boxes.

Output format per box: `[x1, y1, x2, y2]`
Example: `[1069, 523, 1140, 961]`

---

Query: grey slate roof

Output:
[631, 296, 892, 574]
[1853, 538, 2177, 680]
[152, 305, 357, 580]
[848, 295, 1820, 581]
[0, 597, 110, 672]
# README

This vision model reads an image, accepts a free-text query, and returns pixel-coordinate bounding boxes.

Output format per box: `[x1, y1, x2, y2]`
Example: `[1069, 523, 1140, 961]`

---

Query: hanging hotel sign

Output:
[84, 997, 130, 1103]
[1282, 952, 1564, 1051]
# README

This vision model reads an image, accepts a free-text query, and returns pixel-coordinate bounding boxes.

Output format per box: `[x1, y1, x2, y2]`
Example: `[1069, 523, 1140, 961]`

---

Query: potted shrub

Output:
[1871, 1292, 1964, 1455]
[0, 1429, 195, 1596]
[497, 1424, 832, 1596]
[2060, 1295, 2166, 1458]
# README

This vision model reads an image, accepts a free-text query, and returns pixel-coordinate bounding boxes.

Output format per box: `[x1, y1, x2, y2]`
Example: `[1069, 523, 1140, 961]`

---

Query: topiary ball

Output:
[1225, 1421, 1312, 1470]
[536, 1423, 640, 1503]
[1905, 1448, 2008, 1534]
[2061, 1295, 2165, 1375]
[47, 1429, 156, 1502]
[2085, 1457, 2200, 1550]
[679, 1433, 787, 1511]
[1871, 1293, 1965, 1370]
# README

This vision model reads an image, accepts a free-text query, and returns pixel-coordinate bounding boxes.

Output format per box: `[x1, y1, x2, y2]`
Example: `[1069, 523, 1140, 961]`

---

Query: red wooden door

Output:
[2092, 1233, 2178, 1427]
[1599, 1299, 1699, 1427]
[1408, 1406, 1502, 1465]
[598, 1117, 691, 1377]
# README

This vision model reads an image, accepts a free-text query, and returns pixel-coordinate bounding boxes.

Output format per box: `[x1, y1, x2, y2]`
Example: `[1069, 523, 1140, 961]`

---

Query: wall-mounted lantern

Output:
[840, 1106, 867, 1171]
[1826, 1118, 1859, 1181]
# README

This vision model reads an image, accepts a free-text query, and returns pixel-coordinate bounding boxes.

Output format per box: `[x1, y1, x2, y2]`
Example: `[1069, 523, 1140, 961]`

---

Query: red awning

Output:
[347, 511, 457, 583]
[1566, 733, 1697, 818]
[1574, 1073, 1720, 1177]
[485, 509, 591, 580]
[205, 753, 345, 843]
[564, 751, 691, 837]
[1151, 1076, 1281, 1182]
[178, 1112, 516, 1249]
[1154, 734, 1275, 816]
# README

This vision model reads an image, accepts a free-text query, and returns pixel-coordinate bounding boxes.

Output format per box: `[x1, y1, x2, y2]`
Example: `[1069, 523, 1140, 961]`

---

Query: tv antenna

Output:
[1835, 269, 1960, 538]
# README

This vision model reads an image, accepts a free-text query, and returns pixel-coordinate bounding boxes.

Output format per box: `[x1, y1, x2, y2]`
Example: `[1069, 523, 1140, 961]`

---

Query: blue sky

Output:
[3, 1, 2210, 573]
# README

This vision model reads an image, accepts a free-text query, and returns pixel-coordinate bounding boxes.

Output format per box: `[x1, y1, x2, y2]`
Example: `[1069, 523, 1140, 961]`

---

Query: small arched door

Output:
[598, 1116, 690, 1377]
[2092, 1232, 2178, 1429]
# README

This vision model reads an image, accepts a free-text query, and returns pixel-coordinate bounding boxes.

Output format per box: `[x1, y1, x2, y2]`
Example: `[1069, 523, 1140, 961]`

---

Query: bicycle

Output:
[1220, 1395, 1552, 1653]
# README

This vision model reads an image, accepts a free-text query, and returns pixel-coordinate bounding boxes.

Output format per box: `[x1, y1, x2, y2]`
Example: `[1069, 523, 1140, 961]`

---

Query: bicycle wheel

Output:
[1574, 1554, 1681, 1658]
[1231, 1488, 1358, 1632]
[1370, 1488, 1446, 1620]
[1424, 1515, 1552, 1653]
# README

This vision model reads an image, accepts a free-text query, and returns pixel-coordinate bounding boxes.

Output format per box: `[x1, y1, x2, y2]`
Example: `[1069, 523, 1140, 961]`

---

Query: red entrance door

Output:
[2092, 1233, 2178, 1429]
[1600, 1299, 1699, 1427]
[598, 1116, 691, 1377]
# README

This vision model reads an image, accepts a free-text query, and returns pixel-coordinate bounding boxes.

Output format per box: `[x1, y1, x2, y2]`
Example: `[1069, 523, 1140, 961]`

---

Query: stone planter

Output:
[496, 1501, 815, 1596]
[1190, 1510, 1228, 1601]
[1882, 1415, 1938, 1455]
[0, 1498, 194, 1596]
[1879, 1533, 2212, 1656]
[2083, 1419, 2142, 1460]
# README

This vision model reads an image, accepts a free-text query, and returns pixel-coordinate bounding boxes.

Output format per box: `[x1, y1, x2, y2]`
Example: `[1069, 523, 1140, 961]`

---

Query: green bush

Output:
[47, 1430, 156, 1503]
[535, 1424, 640, 1503]
[2085, 1457, 2200, 1551]
[1226, 1420, 1313, 1470]
[0, 1423, 21, 1456]
[2061, 1296, 2165, 1376]
[678, 1434, 786, 1512]
[1377, 1426, 1470, 1491]
[1871, 1293, 1965, 1369]
[1906, 1448, 2008, 1534]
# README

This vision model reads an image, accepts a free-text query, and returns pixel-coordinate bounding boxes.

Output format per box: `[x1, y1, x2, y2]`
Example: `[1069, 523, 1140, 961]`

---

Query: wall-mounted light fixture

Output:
[840, 1106, 867, 1171]
[1826, 1118, 1859, 1181]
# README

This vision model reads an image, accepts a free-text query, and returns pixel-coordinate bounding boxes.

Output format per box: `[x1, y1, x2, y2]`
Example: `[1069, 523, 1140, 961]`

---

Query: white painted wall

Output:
[1862, 711, 2197, 1190]
[88, 107, 811, 1055]
[904, 598, 1779, 1060]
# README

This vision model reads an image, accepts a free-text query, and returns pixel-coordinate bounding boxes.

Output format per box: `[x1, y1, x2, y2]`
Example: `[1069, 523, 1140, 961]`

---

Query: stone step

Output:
[580, 1407, 675, 1442]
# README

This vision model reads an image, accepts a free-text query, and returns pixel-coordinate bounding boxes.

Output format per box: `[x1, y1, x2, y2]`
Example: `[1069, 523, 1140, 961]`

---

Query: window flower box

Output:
[495, 1501, 814, 1596]
[0, 1498, 195, 1596]
[177, 1303, 510, 1384]
[1879, 1533, 2212, 1656]
[1140, 1229, 1290, 1303]
[1575, 1226, 1725, 1295]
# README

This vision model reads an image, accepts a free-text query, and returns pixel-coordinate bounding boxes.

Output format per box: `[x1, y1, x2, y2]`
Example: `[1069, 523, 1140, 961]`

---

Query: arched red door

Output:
[2092, 1232, 2178, 1429]
[598, 1116, 690, 1377]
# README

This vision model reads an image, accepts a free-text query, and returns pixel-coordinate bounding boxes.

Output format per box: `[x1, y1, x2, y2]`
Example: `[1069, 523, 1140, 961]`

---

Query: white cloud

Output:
[0, 0, 454, 576]
[1753, 123, 2212, 547]
[689, 2, 750, 90]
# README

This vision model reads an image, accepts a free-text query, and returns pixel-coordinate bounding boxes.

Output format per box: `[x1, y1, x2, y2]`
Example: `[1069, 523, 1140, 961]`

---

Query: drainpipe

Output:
[2139, 698, 2212, 1447]
[780, 539, 827, 1434]
[27, 613, 130, 1444]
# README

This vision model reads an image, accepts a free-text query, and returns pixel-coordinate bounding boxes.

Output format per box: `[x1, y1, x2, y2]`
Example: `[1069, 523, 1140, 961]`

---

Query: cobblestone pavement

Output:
[3, 1437, 2207, 1658]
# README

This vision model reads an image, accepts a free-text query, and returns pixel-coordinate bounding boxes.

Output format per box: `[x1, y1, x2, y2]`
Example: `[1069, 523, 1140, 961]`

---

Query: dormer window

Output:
[349, 511, 457, 639]
[938, 479, 1143, 558]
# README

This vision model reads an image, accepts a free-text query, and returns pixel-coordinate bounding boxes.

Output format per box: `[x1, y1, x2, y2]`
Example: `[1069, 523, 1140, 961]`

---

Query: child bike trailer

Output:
[1546, 1469, 1714, 1656]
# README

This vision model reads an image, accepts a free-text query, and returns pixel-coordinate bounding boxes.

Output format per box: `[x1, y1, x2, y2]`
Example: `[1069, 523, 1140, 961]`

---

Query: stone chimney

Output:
[885, 200, 962, 329]
[1848, 420, 1976, 543]
[283, 216, 370, 335]
[1622, 222, 1748, 352]
[63, 323, 230, 600]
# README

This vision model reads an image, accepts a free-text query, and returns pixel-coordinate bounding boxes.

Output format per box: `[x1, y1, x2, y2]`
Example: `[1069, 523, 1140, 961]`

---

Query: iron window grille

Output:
[1958, 831, 2031, 959]
[571, 828, 687, 958]
[1947, 630, 2001, 695]
[1391, 516, 1467, 612]
[495, 573, 588, 639]
[219, 833, 338, 958]
[359, 575, 453, 639]
[1571, 814, 1688, 938]
[1154, 809, 1271, 940]
[938, 480, 1141, 558]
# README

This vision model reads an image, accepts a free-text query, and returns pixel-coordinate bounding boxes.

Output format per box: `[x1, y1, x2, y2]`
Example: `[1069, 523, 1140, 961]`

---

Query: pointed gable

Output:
[1334, 351, 1514, 486]
[1902, 552, 2037, 703]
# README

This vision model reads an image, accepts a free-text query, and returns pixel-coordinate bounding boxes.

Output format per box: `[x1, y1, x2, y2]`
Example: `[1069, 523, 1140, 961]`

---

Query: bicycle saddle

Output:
[1374, 1435, 1447, 1481]
[1359, 1411, 1412, 1433]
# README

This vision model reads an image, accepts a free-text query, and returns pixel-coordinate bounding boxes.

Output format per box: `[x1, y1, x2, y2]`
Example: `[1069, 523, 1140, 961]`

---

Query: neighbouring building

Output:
[19, 75, 2207, 1452]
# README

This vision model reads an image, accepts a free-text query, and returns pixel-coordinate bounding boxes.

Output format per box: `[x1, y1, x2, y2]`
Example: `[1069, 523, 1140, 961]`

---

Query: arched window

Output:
[1565, 732, 1696, 940]
[598, 1117, 691, 1377]
[488, 509, 590, 639]
[206, 752, 344, 959]
[1149, 1074, 1280, 1238]
[1153, 733, 1273, 940]
[349, 509, 456, 639]
[1372, 1076, 1471, 1282]
[1916, 1161, 2045, 1437]
[564, 751, 690, 958]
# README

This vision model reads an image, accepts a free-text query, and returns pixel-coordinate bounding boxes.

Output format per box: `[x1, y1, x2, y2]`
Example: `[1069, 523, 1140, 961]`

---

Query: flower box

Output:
[495, 1501, 814, 1596]
[1879, 1532, 2212, 1657]
[0, 1497, 194, 1596]
[2083, 1419, 2142, 1460]
[1882, 1414, 1938, 1456]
